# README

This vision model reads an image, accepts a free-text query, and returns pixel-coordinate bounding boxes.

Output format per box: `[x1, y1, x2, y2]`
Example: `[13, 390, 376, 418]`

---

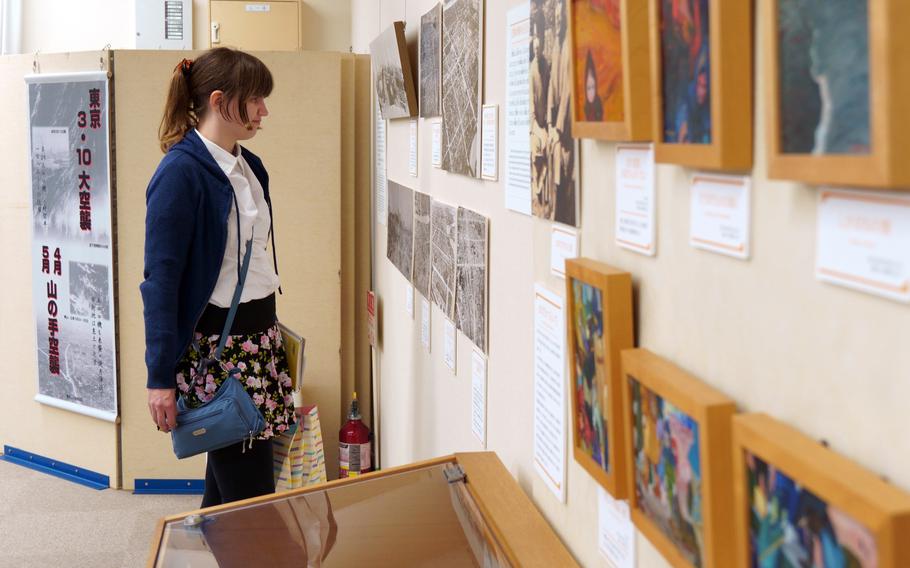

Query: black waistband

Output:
[196, 293, 277, 336]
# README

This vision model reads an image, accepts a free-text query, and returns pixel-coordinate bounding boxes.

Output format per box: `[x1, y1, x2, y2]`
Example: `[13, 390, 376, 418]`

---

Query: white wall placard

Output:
[550, 226, 579, 279]
[375, 96, 387, 225]
[443, 318, 457, 373]
[431, 120, 442, 168]
[481, 104, 499, 181]
[471, 348, 487, 447]
[504, 2, 532, 215]
[615, 144, 656, 256]
[597, 488, 635, 568]
[690, 174, 751, 259]
[406, 284, 414, 318]
[532, 284, 566, 503]
[816, 189, 910, 303]
[421, 297, 431, 351]
[408, 119, 418, 177]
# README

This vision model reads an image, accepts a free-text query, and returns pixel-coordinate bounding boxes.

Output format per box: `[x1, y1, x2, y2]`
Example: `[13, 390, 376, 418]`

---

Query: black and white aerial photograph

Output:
[387, 180, 415, 280]
[419, 3, 442, 118]
[370, 21, 419, 120]
[454, 206, 488, 352]
[412, 191, 433, 298]
[441, 0, 483, 177]
[430, 200, 458, 317]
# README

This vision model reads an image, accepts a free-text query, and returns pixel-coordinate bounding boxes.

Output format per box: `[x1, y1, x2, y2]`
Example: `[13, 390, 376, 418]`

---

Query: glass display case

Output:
[148, 452, 577, 567]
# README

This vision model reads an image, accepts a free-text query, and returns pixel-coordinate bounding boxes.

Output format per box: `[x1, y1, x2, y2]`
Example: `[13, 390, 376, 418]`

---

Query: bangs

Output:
[217, 52, 274, 123]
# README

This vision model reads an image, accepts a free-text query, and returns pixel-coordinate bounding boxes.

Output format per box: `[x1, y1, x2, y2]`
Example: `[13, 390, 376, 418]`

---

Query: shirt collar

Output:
[195, 129, 241, 176]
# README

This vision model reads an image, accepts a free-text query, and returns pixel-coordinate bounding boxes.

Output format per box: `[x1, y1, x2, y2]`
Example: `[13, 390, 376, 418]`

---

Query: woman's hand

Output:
[148, 388, 178, 433]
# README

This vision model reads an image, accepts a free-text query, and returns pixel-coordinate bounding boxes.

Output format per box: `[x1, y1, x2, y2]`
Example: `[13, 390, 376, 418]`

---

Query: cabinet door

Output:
[210, 1, 299, 51]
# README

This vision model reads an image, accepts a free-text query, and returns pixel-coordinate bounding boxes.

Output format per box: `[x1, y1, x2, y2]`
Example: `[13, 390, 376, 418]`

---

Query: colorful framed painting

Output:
[621, 348, 737, 568]
[649, 0, 752, 170]
[733, 413, 910, 568]
[766, 0, 910, 188]
[568, 0, 652, 141]
[565, 258, 634, 497]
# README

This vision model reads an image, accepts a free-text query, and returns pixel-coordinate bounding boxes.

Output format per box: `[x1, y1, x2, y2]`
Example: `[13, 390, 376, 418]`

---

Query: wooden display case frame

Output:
[564, 258, 634, 497]
[147, 452, 578, 568]
[732, 413, 910, 567]
[764, 0, 910, 188]
[648, 0, 753, 170]
[568, 0, 652, 141]
[621, 348, 737, 568]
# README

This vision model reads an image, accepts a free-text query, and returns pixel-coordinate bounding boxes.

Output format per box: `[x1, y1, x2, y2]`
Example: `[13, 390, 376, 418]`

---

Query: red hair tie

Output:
[176, 58, 193, 76]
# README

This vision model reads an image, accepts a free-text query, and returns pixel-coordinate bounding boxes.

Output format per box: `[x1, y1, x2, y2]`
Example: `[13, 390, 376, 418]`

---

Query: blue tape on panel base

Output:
[1, 445, 110, 490]
[134, 479, 205, 495]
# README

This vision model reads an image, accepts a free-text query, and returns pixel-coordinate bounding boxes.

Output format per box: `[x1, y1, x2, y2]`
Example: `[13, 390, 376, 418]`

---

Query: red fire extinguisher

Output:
[339, 391, 372, 478]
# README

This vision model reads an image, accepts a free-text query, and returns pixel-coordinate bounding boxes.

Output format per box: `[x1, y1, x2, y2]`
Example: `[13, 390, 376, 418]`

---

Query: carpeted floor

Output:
[0, 457, 201, 568]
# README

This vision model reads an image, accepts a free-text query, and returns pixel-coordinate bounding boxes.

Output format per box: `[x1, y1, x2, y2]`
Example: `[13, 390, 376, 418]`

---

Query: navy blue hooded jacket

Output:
[140, 129, 277, 389]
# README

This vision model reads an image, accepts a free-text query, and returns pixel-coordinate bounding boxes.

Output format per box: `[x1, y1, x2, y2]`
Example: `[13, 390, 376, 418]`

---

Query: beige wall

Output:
[354, 1, 910, 567]
[0, 51, 119, 486]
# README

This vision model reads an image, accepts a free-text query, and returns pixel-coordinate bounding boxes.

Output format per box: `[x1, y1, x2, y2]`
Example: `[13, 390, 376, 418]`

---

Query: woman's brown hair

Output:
[158, 47, 274, 153]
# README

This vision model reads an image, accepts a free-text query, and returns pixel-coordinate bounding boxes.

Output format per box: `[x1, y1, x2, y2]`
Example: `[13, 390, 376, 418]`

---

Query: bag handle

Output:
[195, 230, 254, 380]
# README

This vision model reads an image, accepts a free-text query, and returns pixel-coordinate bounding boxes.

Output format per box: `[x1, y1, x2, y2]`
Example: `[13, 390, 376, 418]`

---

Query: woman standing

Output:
[142, 48, 296, 507]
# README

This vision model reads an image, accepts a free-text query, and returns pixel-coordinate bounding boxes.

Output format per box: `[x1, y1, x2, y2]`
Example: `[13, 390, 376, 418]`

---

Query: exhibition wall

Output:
[352, 2, 910, 567]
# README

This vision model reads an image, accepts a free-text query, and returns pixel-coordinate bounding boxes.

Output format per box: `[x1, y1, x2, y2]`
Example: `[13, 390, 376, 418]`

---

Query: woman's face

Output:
[211, 92, 270, 142]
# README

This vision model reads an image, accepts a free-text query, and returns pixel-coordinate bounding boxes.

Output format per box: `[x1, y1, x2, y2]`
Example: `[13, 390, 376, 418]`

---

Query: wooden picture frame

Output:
[649, 0, 752, 170]
[732, 414, 910, 568]
[621, 348, 736, 568]
[370, 21, 418, 120]
[568, 0, 652, 141]
[765, 1, 910, 188]
[565, 258, 634, 497]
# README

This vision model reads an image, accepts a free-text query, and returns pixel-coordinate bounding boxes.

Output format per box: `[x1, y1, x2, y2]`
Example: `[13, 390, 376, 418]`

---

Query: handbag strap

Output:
[195, 231, 254, 379]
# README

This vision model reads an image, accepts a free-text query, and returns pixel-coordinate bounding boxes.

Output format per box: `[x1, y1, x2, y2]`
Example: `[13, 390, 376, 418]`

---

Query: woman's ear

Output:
[208, 90, 224, 114]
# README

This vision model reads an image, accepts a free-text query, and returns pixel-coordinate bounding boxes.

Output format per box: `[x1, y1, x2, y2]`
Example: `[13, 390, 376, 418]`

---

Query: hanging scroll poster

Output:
[26, 72, 118, 422]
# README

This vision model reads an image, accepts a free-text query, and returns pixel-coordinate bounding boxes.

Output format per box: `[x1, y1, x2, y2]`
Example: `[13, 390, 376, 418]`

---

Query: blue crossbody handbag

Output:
[171, 235, 267, 459]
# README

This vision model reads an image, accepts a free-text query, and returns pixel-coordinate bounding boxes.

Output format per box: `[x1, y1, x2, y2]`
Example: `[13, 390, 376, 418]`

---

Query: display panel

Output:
[745, 451, 876, 567]
[370, 21, 418, 120]
[441, 0, 483, 178]
[621, 348, 737, 568]
[630, 377, 703, 565]
[777, 0, 869, 155]
[419, 4, 443, 118]
[530, 0, 579, 226]
[648, 0, 753, 170]
[386, 181, 414, 280]
[26, 71, 118, 422]
[764, 0, 910, 188]
[569, 0, 652, 140]
[658, 0, 711, 144]
[732, 414, 910, 568]
[572, 0, 624, 124]
[565, 258, 633, 497]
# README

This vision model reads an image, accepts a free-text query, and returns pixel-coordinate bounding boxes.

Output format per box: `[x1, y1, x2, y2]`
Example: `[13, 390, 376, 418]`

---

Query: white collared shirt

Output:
[196, 129, 280, 307]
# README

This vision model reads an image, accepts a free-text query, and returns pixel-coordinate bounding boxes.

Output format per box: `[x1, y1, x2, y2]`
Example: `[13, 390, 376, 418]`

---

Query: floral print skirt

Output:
[175, 323, 297, 440]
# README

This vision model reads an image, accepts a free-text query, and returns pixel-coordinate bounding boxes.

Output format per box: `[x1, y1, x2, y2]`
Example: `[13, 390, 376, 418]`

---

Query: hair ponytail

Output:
[158, 63, 196, 153]
[157, 48, 274, 153]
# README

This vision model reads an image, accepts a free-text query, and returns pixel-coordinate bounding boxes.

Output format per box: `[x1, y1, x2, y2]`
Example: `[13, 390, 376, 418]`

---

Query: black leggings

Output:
[201, 439, 275, 508]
